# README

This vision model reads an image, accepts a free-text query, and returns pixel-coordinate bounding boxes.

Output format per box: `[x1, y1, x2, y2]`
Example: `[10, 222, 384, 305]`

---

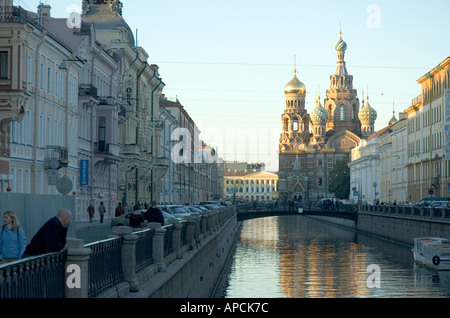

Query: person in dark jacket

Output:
[22, 209, 72, 258]
[129, 205, 144, 229]
[144, 201, 164, 226]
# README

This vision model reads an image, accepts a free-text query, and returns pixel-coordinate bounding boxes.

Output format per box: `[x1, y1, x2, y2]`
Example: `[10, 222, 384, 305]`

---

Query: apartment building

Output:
[405, 57, 450, 202]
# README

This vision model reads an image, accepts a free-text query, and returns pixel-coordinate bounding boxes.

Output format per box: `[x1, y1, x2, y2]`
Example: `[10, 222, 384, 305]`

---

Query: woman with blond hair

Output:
[0, 211, 27, 263]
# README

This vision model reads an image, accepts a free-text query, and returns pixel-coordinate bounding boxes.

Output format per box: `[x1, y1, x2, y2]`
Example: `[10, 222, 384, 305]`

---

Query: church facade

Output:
[277, 31, 378, 203]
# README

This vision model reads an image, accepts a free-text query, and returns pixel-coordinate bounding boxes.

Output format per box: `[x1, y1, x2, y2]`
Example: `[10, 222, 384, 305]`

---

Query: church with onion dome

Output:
[277, 30, 378, 203]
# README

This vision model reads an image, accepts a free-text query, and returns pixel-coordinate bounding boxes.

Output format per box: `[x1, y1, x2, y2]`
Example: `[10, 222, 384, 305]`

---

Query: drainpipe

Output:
[63, 55, 77, 195]
[150, 76, 164, 202]
[32, 30, 47, 194]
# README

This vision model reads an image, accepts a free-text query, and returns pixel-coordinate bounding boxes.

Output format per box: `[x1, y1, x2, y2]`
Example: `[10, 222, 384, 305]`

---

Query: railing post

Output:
[213, 210, 220, 230]
[148, 223, 166, 272]
[183, 216, 197, 250]
[167, 219, 184, 259]
[200, 211, 209, 237]
[122, 233, 139, 292]
[65, 238, 91, 299]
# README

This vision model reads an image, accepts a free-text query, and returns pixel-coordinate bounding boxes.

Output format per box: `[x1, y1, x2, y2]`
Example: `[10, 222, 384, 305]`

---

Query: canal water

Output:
[215, 216, 450, 298]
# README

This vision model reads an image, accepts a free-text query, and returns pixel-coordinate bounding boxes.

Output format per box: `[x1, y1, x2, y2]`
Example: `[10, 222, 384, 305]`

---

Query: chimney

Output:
[38, 3, 51, 18]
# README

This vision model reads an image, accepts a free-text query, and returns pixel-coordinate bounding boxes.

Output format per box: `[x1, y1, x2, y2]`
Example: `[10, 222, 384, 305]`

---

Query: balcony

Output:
[79, 84, 98, 97]
[0, 6, 27, 23]
[152, 157, 170, 180]
[95, 142, 121, 164]
[44, 146, 68, 170]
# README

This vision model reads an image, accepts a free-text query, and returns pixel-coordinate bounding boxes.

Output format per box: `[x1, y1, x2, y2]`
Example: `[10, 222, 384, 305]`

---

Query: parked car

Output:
[199, 201, 220, 206]
[416, 197, 450, 208]
[193, 205, 208, 212]
[203, 204, 222, 210]
[186, 206, 203, 213]
[158, 205, 191, 219]
[111, 210, 176, 228]
[430, 201, 450, 208]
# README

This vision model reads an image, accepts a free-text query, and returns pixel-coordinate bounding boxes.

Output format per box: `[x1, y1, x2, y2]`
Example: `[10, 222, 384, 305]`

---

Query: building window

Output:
[340, 105, 345, 121]
[293, 119, 299, 131]
[40, 63, 44, 90]
[47, 68, 52, 93]
[0, 51, 9, 79]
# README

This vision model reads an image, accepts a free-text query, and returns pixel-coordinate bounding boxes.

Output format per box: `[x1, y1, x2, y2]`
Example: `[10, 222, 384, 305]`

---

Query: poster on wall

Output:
[445, 89, 450, 161]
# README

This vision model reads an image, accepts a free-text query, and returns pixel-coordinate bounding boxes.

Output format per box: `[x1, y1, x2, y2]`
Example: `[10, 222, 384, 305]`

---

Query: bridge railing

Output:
[358, 204, 450, 221]
[236, 202, 355, 213]
[0, 251, 67, 298]
[0, 205, 236, 298]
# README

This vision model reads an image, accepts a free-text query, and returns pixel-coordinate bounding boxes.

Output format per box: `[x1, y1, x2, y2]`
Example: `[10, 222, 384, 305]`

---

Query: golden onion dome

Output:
[358, 96, 378, 123]
[284, 72, 306, 95]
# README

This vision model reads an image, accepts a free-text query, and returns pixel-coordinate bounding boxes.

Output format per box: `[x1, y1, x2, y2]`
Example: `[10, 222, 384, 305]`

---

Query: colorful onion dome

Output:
[358, 96, 378, 123]
[334, 31, 347, 52]
[284, 72, 306, 95]
[310, 96, 328, 123]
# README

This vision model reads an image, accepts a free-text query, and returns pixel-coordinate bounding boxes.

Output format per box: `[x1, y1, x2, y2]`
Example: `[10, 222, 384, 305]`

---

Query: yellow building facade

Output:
[224, 170, 278, 202]
[405, 57, 450, 202]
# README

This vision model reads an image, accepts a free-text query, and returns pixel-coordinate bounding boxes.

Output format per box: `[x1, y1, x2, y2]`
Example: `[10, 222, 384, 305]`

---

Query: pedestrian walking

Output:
[98, 202, 106, 223]
[22, 209, 72, 258]
[0, 211, 27, 263]
[144, 201, 164, 226]
[115, 202, 125, 217]
[87, 202, 95, 223]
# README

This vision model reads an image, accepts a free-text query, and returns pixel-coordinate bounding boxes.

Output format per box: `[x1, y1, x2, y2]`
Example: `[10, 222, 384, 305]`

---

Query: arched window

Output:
[340, 105, 345, 121]
[293, 119, 299, 131]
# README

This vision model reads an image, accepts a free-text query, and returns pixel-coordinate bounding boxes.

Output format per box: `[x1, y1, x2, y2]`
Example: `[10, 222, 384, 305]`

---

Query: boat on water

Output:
[412, 237, 450, 271]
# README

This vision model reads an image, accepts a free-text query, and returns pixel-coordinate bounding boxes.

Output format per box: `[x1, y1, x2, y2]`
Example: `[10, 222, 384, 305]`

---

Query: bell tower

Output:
[324, 28, 361, 134]
[279, 61, 310, 155]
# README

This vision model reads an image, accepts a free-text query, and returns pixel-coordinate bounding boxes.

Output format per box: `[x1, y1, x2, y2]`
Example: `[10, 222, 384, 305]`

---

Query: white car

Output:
[158, 205, 191, 219]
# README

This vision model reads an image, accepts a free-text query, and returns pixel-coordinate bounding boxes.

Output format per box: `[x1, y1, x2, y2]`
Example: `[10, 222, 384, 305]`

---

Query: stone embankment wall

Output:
[308, 205, 450, 247]
[126, 212, 240, 298]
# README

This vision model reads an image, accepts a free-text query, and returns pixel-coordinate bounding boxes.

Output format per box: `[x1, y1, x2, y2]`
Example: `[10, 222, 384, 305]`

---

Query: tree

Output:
[328, 157, 350, 200]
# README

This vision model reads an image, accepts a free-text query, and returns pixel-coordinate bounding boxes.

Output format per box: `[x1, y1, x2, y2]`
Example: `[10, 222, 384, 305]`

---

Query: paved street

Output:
[75, 220, 114, 245]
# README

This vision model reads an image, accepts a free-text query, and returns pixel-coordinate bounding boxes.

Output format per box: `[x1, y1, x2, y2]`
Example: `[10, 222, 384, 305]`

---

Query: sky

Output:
[17, 0, 450, 171]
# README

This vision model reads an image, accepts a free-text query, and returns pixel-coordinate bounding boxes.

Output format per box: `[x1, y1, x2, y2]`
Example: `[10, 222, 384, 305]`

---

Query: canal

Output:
[214, 216, 450, 298]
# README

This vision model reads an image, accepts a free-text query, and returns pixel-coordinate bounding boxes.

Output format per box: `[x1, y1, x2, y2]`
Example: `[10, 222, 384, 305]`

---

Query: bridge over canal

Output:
[236, 203, 358, 222]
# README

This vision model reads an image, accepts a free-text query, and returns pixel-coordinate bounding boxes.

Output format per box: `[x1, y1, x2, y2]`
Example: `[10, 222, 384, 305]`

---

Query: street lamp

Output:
[352, 178, 361, 204]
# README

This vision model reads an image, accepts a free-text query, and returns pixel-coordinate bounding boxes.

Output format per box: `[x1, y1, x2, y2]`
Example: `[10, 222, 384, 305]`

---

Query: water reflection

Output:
[222, 216, 450, 298]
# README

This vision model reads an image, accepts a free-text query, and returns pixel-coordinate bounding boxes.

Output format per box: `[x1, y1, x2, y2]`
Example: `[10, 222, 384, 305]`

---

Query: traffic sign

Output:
[56, 177, 73, 195]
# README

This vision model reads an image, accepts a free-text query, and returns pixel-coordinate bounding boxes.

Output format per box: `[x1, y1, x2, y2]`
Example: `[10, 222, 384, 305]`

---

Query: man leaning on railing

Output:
[21, 209, 73, 258]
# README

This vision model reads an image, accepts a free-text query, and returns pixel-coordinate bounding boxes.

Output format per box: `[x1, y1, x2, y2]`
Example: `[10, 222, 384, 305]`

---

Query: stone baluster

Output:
[65, 238, 91, 299]
[148, 223, 166, 272]
[122, 233, 139, 292]
[167, 219, 184, 259]
[200, 211, 209, 237]
[183, 216, 196, 250]
[111, 226, 139, 292]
